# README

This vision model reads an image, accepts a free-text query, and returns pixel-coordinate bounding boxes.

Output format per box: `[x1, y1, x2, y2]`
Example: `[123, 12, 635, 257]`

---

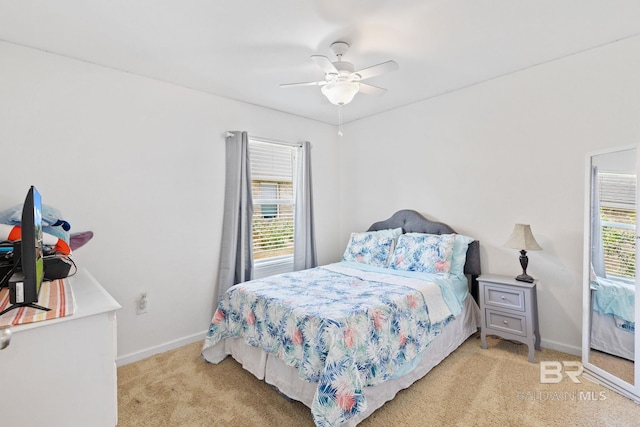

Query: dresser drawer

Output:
[483, 285, 525, 312]
[486, 309, 527, 336]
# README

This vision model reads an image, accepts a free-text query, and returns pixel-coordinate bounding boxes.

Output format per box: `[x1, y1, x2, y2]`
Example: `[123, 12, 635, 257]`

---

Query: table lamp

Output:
[504, 224, 542, 282]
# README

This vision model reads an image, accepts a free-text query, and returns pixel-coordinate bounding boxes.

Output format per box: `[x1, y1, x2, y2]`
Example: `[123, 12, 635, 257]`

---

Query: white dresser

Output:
[0, 269, 121, 427]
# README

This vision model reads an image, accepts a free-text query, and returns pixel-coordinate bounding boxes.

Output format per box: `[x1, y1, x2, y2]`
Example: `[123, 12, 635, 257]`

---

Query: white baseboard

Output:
[541, 338, 581, 357]
[116, 330, 208, 367]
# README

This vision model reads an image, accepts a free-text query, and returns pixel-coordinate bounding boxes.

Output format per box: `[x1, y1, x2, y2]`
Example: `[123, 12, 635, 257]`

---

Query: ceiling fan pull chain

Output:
[338, 105, 343, 137]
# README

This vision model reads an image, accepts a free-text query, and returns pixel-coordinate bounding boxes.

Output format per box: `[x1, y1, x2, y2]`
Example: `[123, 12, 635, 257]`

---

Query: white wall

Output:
[339, 36, 640, 355]
[0, 41, 341, 363]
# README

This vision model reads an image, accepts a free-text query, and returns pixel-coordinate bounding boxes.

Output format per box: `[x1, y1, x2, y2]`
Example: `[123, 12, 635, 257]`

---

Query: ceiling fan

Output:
[280, 41, 399, 106]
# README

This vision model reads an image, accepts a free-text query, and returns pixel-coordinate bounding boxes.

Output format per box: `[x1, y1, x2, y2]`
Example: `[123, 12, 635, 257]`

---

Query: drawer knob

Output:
[501, 296, 506, 300]
[503, 320, 508, 324]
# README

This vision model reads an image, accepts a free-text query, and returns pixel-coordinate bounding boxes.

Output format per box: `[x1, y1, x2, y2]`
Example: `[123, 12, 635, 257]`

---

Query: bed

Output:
[590, 275, 635, 361]
[202, 209, 481, 426]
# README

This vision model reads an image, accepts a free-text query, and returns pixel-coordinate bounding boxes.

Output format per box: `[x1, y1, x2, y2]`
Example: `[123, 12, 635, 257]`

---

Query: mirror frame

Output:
[582, 143, 640, 401]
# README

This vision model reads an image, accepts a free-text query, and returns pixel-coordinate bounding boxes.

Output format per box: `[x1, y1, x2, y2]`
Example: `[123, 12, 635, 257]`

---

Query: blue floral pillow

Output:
[342, 232, 395, 268]
[389, 233, 456, 276]
[372, 227, 403, 241]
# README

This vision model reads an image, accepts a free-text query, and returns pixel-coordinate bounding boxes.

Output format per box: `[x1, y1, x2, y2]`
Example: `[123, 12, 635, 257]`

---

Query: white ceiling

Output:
[1, 1, 640, 125]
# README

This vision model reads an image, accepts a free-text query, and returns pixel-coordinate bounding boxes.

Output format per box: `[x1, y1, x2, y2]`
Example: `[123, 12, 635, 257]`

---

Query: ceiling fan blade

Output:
[353, 60, 399, 81]
[280, 81, 327, 88]
[311, 55, 339, 75]
[358, 83, 387, 96]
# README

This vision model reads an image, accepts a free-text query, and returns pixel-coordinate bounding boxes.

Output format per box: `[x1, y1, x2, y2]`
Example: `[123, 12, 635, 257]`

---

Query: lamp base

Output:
[515, 250, 535, 282]
[515, 273, 535, 283]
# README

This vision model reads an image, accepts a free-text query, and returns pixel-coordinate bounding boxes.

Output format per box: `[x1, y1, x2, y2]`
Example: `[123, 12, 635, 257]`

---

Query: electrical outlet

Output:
[137, 292, 148, 315]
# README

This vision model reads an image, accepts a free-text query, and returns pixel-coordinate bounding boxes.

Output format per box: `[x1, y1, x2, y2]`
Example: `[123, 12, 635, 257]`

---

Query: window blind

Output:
[249, 140, 297, 263]
[599, 172, 636, 279]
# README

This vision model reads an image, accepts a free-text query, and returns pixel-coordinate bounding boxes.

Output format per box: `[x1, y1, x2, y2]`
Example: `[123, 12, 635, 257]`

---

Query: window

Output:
[249, 139, 297, 278]
[259, 183, 278, 219]
[599, 172, 636, 279]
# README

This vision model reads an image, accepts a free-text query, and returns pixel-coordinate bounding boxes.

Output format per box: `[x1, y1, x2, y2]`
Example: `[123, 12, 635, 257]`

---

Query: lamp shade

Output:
[504, 224, 542, 251]
[321, 81, 360, 105]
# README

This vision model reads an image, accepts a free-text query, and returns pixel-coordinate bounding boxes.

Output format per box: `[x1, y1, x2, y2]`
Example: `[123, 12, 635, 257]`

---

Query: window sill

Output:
[254, 255, 294, 279]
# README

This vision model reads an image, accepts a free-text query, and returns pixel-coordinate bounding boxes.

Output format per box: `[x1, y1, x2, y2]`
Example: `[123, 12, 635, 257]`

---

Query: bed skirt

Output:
[202, 295, 480, 426]
[591, 309, 634, 361]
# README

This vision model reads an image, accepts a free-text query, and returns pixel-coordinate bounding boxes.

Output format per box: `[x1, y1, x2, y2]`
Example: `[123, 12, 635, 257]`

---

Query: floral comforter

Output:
[203, 263, 454, 426]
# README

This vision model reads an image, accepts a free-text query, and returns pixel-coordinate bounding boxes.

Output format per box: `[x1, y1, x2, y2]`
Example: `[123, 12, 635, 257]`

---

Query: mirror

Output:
[585, 146, 637, 389]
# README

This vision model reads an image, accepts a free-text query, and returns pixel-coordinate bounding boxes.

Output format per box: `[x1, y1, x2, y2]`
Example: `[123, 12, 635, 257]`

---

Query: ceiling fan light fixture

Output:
[321, 81, 360, 105]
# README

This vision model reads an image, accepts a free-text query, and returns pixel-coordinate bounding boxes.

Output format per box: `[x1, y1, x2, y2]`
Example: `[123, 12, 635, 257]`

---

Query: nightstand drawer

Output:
[486, 309, 527, 336]
[483, 285, 525, 312]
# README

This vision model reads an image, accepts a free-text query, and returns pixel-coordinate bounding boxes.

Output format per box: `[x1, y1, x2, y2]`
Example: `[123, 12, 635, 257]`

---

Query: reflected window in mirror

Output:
[598, 171, 636, 279]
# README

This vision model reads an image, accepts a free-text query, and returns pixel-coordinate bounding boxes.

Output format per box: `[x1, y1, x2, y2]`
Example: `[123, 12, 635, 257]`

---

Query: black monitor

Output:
[0, 186, 49, 316]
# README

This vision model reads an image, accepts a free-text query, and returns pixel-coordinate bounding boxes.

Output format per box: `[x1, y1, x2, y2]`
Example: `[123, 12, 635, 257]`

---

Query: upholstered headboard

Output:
[367, 209, 481, 277]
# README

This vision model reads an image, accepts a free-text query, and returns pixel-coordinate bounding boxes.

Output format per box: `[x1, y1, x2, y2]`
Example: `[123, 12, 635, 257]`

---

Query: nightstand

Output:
[478, 274, 540, 363]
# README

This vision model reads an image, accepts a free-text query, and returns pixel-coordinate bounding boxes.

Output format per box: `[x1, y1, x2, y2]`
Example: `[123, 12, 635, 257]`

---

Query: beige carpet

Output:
[118, 334, 640, 426]
[589, 349, 634, 385]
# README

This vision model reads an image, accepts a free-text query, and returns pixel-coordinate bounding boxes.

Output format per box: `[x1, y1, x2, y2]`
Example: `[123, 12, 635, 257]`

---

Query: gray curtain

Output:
[591, 166, 606, 278]
[217, 131, 254, 304]
[293, 141, 317, 270]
